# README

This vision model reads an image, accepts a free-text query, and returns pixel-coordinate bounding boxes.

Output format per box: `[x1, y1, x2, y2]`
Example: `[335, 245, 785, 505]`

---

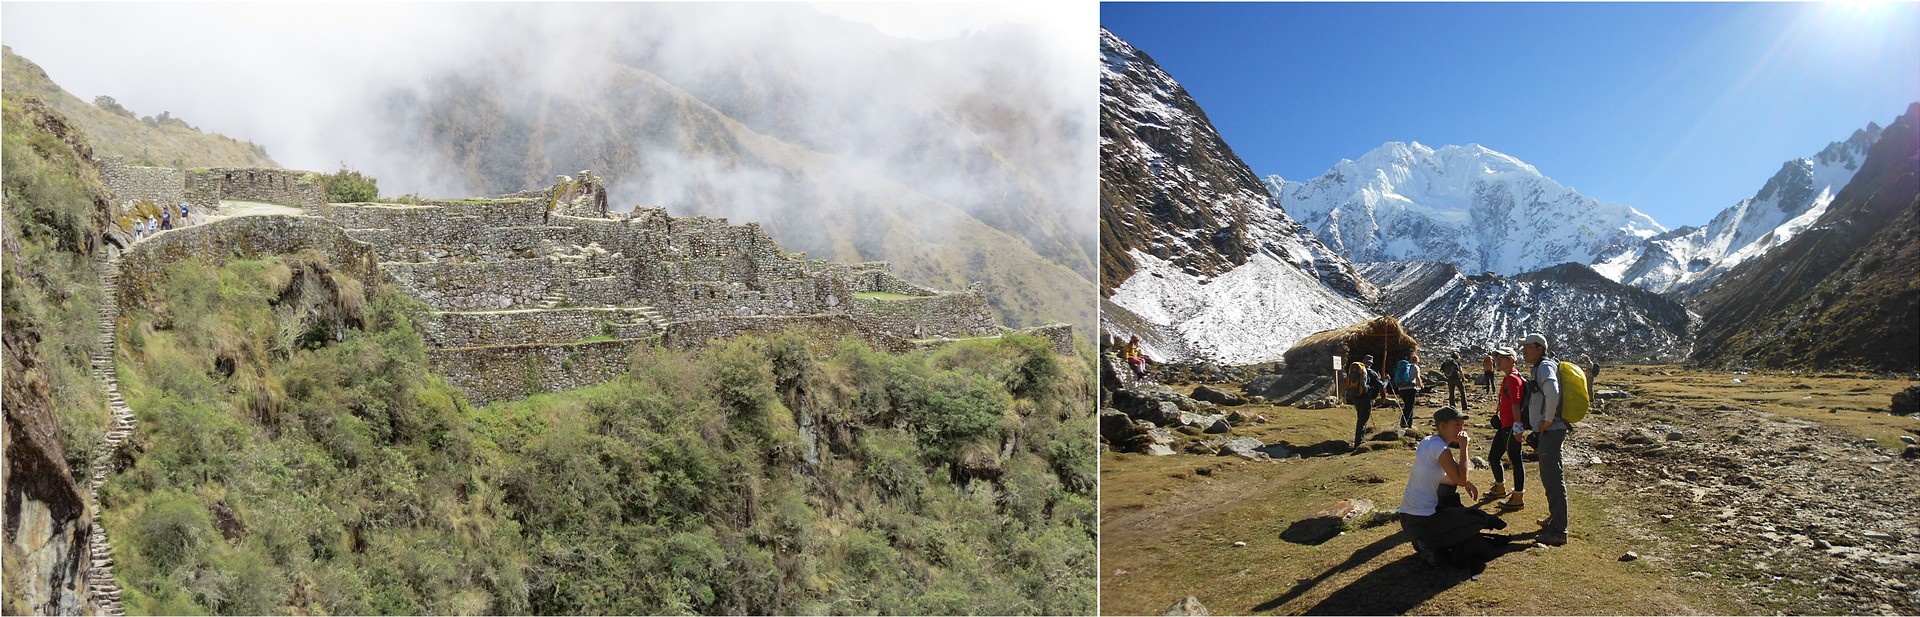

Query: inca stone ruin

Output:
[103, 163, 1072, 406]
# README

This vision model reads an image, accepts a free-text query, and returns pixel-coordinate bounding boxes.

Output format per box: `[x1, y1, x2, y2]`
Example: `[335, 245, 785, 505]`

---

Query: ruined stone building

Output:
[104, 163, 1071, 405]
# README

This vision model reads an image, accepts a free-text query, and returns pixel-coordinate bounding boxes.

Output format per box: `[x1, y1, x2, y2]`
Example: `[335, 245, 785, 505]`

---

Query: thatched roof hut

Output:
[1282, 316, 1421, 374]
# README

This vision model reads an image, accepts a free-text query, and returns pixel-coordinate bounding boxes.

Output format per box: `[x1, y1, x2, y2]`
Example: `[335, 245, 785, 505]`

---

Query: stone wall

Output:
[96, 155, 184, 213]
[834, 262, 937, 296]
[846, 288, 999, 340]
[184, 167, 324, 210]
[662, 314, 912, 354]
[425, 307, 662, 348]
[1018, 323, 1078, 356]
[115, 215, 378, 310]
[427, 339, 639, 407]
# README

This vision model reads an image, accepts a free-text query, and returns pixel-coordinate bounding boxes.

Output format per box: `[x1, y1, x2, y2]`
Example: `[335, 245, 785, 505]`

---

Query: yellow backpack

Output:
[1557, 361, 1590, 423]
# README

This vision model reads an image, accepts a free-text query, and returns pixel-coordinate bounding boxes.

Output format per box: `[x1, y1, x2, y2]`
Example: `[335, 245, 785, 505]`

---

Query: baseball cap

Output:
[1522, 333, 1548, 350]
[1433, 406, 1468, 422]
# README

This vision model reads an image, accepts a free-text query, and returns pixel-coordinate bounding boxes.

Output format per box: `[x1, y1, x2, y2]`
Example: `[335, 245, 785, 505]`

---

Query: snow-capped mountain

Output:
[1361, 261, 1696, 363]
[1593, 123, 1883, 296]
[1100, 27, 1374, 365]
[1267, 142, 1667, 276]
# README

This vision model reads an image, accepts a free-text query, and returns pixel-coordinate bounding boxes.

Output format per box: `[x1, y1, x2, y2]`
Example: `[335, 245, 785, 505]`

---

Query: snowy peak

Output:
[1604, 115, 1886, 296]
[1270, 142, 1664, 276]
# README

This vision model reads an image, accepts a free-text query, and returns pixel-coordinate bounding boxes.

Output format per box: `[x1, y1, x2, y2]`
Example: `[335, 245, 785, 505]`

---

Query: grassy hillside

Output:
[1, 94, 115, 480]
[2, 46, 276, 169]
[98, 250, 1096, 614]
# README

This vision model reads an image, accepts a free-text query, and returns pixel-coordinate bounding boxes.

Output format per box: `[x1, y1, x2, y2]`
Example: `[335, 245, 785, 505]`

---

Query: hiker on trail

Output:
[1486, 347, 1526, 510]
[146, 215, 158, 237]
[1393, 353, 1424, 431]
[1345, 355, 1385, 450]
[1122, 335, 1149, 379]
[160, 209, 172, 231]
[1399, 405, 1509, 567]
[1442, 352, 1467, 411]
[132, 218, 144, 240]
[1520, 333, 1569, 546]
[180, 202, 190, 226]
[1482, 353, 1496, 394]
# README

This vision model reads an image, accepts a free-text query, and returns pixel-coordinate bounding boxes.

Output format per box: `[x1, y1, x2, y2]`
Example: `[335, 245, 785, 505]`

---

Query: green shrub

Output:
[318, 165, 379, 202]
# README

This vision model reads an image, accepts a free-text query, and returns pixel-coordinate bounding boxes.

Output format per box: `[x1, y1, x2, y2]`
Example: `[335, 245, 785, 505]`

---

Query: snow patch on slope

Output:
[1109, 250, 1372, 366]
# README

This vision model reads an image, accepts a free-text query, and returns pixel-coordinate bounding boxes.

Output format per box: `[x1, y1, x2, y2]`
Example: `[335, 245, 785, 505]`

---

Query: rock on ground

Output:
[1163, 596, 1208, 616]
[1281, 498, 1375, 545]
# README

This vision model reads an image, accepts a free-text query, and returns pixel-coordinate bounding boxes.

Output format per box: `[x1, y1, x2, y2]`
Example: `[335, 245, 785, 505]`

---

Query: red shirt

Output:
[1498, 370, 1524, 429]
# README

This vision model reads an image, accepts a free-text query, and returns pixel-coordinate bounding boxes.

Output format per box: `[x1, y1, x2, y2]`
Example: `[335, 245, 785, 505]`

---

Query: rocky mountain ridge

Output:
[1099, 27, 1373, 365]
[1595, 121, 1882, 296]
[1360, 260, 1696, 363]
[1689, 102, 1920, 372]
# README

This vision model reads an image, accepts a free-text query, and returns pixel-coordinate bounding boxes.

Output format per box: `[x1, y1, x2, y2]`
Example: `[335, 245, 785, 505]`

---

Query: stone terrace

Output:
[324, 194, 1004, 405]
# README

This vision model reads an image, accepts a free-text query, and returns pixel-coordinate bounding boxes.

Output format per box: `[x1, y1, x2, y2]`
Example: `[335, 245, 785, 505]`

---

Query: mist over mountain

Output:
[358, 5, 1094, 333]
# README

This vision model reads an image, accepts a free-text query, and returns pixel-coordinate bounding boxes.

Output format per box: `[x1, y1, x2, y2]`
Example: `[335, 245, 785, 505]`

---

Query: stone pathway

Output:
[83, 251, 130, 616]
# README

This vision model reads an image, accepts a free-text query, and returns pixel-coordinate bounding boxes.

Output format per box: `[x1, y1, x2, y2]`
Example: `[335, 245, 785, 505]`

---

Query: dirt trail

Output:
[1568, 371, 1920, 615]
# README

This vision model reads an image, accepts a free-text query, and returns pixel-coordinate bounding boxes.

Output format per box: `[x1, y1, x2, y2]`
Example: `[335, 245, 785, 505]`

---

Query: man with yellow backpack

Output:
[1518, 333, 1588, 547]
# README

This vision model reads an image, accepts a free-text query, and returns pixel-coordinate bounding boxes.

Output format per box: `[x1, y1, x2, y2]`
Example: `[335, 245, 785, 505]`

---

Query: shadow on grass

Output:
[1277, 439, 1356, 458]
[1252, 529, 1533, 614]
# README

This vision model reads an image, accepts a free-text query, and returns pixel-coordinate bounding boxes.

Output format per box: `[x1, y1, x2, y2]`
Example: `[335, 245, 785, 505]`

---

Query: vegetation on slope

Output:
[1, 47, 276, 169]
[100, 251, 1096, 614]
[2, 94, 114, 480]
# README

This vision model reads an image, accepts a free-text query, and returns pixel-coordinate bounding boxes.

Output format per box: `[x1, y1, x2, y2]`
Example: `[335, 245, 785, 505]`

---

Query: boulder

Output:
[1202, 417, 1232, 434]
[1144, 444, 1176, 456]
[1594, 389, 1632, 400]
[1163, 596, 1208, 616]
[1281, 498, 1375, 545]
[1370, 430, 1402, 442]
[1207, 436, 1269, 461]
[1191, 385, 1248, 406]
[1101, 411, 1141, 443]
[1893, 385, 1920, 415]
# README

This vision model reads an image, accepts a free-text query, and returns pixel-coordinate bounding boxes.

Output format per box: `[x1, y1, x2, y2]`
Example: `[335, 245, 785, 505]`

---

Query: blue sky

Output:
[1103, 2, 1920, 228]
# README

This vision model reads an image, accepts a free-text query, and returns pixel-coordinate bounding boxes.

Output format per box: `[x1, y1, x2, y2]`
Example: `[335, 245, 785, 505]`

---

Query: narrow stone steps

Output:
[86, 254, 131, 613]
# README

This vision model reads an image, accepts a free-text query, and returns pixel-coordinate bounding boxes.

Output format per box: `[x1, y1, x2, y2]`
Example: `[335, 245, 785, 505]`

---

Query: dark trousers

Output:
[1482, 371, 1494, 393]
[1401, 486, 1501, 553]
[1488, 428, 1524, 491]
[1538, 429, 1568, 534]
[1447, 378, 1466, 409]
[1397, 388, 1418, 429]
[1353, 400, 1373, 447]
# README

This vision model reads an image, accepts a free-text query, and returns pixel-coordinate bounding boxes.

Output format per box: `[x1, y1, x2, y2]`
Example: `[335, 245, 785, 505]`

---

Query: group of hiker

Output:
[130, 202, 194, 239]
[1341, 333, 1599, 565]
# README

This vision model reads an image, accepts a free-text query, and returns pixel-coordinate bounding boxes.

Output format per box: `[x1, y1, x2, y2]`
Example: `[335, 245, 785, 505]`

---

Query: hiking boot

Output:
[1536, 532, 1567, 546]
[1411, 540, 1440, 566]
[1502, 492, 1525, 510]
[1486, 483, 1509, 499]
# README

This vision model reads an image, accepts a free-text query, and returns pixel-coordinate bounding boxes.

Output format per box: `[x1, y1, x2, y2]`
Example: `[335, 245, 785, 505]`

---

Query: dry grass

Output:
[1606, 364, 1917, 447]
[1100, 380, 1751, 616]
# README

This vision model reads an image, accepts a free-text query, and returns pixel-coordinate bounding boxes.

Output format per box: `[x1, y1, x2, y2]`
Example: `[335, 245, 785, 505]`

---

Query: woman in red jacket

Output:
[1484, 347, 1525, 510]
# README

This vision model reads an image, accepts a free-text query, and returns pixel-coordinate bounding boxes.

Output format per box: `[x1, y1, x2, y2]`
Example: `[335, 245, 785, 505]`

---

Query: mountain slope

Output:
[1, 46, 276, 169]
[1595, 122, 1881, 296]
[1268, 142, 1666, 276]
[369, 6, 1093, 333]
[1363, 261, 1696, 363]
[1691, 102, 1920, 372]
[1099, 27, 1372, 365]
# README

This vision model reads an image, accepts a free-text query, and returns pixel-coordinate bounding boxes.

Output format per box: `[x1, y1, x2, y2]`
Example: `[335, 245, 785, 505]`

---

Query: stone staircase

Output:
[85, 252, 131, 616]
[536, 290, 570, 309]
